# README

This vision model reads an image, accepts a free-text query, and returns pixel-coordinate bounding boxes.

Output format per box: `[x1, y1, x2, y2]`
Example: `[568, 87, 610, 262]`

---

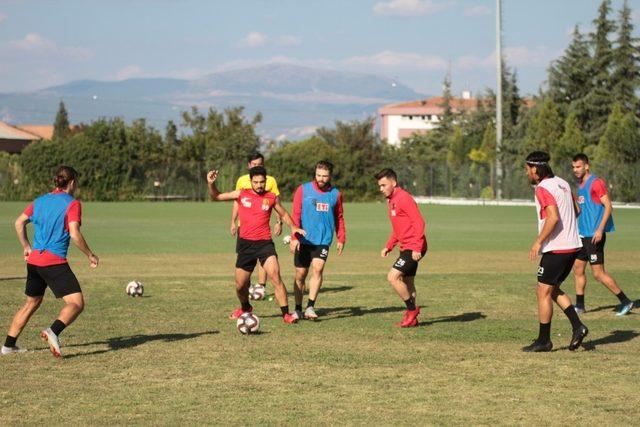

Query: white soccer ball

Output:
[249, 285, 266, 300]
[236, 312, 260, 334]
[283, 235, 291, 245]
[125, 280, 144, 297]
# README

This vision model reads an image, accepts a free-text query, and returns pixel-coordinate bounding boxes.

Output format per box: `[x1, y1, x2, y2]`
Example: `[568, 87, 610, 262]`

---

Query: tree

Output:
[469, 121, 496, 196]
[611, 0, 640, 113]
[521, 97, 563, 155]
[53, 100, 71, 140]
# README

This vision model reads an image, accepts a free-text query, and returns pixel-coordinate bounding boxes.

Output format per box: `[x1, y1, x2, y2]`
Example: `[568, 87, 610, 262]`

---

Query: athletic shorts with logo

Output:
[236, 238, 277, 272]
[392, 249, 426, 277]
[294, 244, 329, 268]
[537, 251, 579, 286]
[576, 235, 606, 265]
[26, 263, 82, 298]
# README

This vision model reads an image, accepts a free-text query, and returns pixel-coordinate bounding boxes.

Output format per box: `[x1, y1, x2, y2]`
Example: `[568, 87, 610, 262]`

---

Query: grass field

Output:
[0, 201, 639, 425]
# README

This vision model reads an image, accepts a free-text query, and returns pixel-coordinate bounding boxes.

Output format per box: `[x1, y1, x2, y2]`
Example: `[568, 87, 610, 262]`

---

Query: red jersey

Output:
[237, 188, 277, 241]
[23, 188, 82, 267]
[385, 187, 427, 252]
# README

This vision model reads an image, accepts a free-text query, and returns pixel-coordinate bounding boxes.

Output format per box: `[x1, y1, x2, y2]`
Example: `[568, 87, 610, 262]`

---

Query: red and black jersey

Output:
[237, 189, 277, 241]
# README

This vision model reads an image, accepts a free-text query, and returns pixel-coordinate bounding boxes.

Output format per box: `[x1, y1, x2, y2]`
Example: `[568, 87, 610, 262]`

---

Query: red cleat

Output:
[229, 306, 252, 320]
[397, 307, 420, 327]
[283, 313, 298, 324]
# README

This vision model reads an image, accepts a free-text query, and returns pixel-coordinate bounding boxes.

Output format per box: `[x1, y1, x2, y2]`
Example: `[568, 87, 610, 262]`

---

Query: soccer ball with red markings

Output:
[236, 312, 260, 334]
[249, 284, 266, 300]
[125, 280, 144, 297]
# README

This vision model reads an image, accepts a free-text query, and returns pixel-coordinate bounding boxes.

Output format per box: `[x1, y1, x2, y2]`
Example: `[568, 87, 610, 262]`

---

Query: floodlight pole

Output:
[495, 0, 503, 200]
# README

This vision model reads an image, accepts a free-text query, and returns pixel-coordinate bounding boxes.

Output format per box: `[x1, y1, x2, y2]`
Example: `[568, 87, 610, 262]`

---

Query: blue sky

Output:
[0, 0, 638, 96]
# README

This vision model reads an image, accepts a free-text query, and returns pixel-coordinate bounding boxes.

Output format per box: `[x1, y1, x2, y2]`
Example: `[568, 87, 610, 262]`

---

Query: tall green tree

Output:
[53, 100, 71, 140]
[521, 97, 563, 155]
[611, 0, 640, 113]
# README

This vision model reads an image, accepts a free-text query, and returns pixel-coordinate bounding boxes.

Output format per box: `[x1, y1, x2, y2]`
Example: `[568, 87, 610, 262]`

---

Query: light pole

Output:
[495, 0, 503, 200]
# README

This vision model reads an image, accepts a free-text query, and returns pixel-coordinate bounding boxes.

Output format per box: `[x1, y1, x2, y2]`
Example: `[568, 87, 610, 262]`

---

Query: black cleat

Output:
[568, 325, 588, 351]
[522, 340, 553, 352]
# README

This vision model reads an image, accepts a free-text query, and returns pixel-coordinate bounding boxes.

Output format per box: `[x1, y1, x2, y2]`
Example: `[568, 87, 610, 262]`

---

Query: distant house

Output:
[0, 121, 42, 154]
[379, 91, 478, 145]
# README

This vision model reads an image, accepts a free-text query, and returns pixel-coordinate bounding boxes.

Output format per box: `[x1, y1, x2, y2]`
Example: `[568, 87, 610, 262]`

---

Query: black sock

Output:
[537, 322, 551, 343]
[241, 301, 252, 312]
[280, 306, 289, 316]
[615, 291, 630, 304]
[295, 304, 303, 312]
[258, 283, 266, 288]
[50, 319, 66, 336]
[307, 299, 315, 308]
[563, 306, 583, 331]
[4, 335, 17, 348]
[404, 298, 416, 311]
[576, 294, 585, 307]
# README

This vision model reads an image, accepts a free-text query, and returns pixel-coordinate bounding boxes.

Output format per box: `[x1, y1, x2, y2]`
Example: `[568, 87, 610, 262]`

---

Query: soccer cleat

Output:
[398, 307, 420, 327]
[401, 318, 419, 328]
[1, 345, 26, 355]
[304, 306, 318, 320]
[574, 305, 586, 314]
[615, 301, 634, 316]
[229, 306, 253, 320]
[40, 328, 62, 358]
[568, 324, 589, 351]
[291, 310, 303, 321]
[521, 340, 553, 352]
[283, 313, 298, 324]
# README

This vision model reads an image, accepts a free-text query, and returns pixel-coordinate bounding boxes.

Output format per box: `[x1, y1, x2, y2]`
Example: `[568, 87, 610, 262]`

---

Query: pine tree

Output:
[436, 73, 455, 136]
[522, 97, 563, 154]
[53, 100, 70, 140]
[554, 110, 588, 173]
[611, 0, 640, 113]
[547, 25, 592, 125]
[584, 0, 617, 144]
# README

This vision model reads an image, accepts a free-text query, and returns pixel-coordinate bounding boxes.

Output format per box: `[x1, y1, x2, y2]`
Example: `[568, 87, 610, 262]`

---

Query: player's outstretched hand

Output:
[206, 170, 218, 184]
[337, 242, 344, 255]
[89, 253, 99, 268]
[411, 250, 422, 261]
[292, 226, 306, 237]
[380, 247, 390, 257]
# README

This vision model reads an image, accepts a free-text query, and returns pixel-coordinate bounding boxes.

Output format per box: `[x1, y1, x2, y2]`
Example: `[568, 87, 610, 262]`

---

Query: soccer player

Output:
[571, 153, 634, 315]
[207, 166, 304, 324]
[375, 168, 427, 327]
[522, 151, 588, 352]
[289, 160, 346, 320]
[2, 166, 99, 358]
[232, 152, 281, 297]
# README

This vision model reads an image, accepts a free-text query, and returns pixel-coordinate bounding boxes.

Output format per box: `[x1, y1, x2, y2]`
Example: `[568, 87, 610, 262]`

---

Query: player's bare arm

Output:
[206, 170, 241, 201]
[14, 213, 32, 261]
[529, 205, 559, 261]
[273, 198, 305, 237]
[230, 200, 239, 236]
[593, 193, 613, 244]
[69, 222, 99, 268]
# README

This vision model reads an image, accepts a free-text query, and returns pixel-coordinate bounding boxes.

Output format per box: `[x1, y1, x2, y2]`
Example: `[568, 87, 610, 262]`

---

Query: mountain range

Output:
[0, 64, 425, 140]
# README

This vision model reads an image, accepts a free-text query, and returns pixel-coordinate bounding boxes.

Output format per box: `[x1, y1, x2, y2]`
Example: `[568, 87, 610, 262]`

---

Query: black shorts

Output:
[294, 244, 329, 268]
[26, 263, 82, 298]
[537, 252, 579, 286]
[236, 238, 277, 272]
[392, 250, 426, 277]
[576, 235, 606, 265]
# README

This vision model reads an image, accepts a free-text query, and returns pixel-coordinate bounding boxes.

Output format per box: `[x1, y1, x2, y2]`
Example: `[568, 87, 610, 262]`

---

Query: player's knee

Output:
[387, 271, 399, 284]
[592, 270, 607, 282]
[25, 296, 43, 310]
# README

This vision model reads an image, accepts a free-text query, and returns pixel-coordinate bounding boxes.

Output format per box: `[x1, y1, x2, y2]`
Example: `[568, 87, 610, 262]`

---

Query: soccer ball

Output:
[249, 285, 266, 300]
[125, 280, 144, 297]
[283, 235, 291, 245]
[236, 312, 260, 334]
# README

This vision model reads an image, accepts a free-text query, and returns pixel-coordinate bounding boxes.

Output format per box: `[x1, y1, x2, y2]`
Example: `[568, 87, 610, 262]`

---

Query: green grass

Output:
[0, 202, 639, 425]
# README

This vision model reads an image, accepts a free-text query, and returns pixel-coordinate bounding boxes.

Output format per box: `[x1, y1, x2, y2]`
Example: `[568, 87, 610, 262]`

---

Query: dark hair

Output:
[374, 168, 397, 181]
[249, 166, 267, 179]
[53, 165, 78, 189]
[525, 151, 554, 180]
[572, 153, 589, 164]
[315, 160, 334, 174]
[247, 151, 264, 163]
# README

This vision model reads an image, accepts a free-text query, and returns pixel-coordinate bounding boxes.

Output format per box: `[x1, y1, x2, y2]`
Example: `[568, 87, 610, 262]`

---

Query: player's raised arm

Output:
[206, 170, 241, 201]
[273, 197, 305, 237]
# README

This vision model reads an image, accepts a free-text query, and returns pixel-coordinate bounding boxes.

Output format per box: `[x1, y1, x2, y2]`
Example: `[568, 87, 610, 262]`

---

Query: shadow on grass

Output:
[420, 311, 487, 326]
[586, 299, 638, 314]
[582, 330, 639, 351]
[0, 277, 26, 281]
[62, 330, 219, 359]
[261, 305, 403, 320]
[318, 285, 353, 294]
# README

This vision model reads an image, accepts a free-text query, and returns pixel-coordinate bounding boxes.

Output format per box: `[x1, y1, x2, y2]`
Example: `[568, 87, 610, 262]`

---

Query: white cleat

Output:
[304, 306, 318, 320]
[291, 310, 303, 321]
[1, 345, 27, 355]
[40, 328, 62, 358]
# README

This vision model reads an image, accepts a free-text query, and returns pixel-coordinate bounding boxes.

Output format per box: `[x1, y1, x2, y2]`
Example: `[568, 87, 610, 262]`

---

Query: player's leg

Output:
[404, 275, 417, 305]
[262, 255, 296, 323]
[256, 262, 268, 290]
[3, 296, 42, 355]
[387, 267, 419, 327]
[231, 246, 257, 319]
[591, 264, 633, 315]
[305, 258, 326, 320]
[293, 267, 308, 319]
[572, 259, 588, 312]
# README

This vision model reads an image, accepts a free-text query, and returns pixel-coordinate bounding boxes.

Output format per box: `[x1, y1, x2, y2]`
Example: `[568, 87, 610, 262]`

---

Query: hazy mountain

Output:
[0, 64, 425, 139]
